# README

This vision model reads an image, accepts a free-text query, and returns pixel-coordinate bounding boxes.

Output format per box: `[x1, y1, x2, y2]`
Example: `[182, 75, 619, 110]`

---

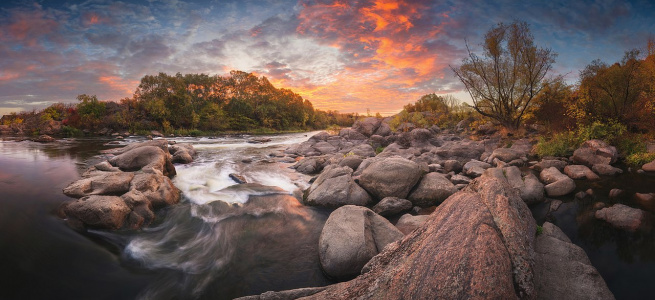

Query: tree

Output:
[451, 21, 557, 129]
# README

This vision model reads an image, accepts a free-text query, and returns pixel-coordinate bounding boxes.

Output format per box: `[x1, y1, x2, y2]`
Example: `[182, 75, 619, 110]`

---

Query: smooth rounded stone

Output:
[435, 140, 485, 163]
[372, 197, 413, 217]
[443, 159, 462, 173]
[642, 160, 655, 172]
[129, 173, 181, 208]
[540, 167, 576, 197]
[575, 191, 587, 199]
[348, 143, 376, 157]
[488, 147, 524, 163]
[293, 156, 329, 175]
[309, 131, 330, 142]
[169, 143, 196, 164]
[592, 164, 623, 176]
[63, 172, 135, 198]
[352, 117, 382, 137]
[455, 183, 468, 190]
[634, 193, 655, 212]
[534, 222, 614, 300]
[586, 189, 594, 196]
[407, 172, 457, 207]
[319, 205, 403, 280]
[34, 134, 56, 143]
[357, 157, 422, 200]
[63, 195, 131, 230]
[339, 128, 367, 141]
[103, 139, 169, 155]
[608, 189, 624, 199]
[395, 213, 430, 235]
[595, 204, 650, 232]
[409, 128, 432, 146]
[532, 159, 568, 172]
[305, 165, 372, 208]
[338, 156, 363, 170]
[428, 163, 443, 173]
[563, 165, 600, 180]
[520, 173, 545, 204]
[374, 122, 392, 137]
[593, 202, 606, 210]
[109, 146, 176, 176]
[94, 161, 120, 172]
[462, 160, 492, 178]
[549, 200, 563, 212]
[450, 174, 471, 185]
[304, 175, 537, 299]
[313, 141, 338, 155]
[229, 173, 247, 184]
[572, 139, 618, 167]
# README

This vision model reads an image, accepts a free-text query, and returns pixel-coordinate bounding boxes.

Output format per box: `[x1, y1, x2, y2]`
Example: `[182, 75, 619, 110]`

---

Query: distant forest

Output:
[1, 71, 358, 135]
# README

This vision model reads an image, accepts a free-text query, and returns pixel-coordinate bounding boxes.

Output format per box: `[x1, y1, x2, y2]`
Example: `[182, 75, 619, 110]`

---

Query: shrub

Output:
[326, 124, 341, 135]
[536, 225, 544, 236]
[576, 120, 626, 144]
[375, 146, 385, 154]
[534, 131, 580, 157]
[60, 126, 83, 137]
[625, 152, 655, 166]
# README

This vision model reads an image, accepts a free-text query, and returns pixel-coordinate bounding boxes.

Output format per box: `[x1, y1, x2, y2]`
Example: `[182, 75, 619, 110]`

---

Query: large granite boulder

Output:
[127, 173, 181, 208]
[305, 165, 372, 208]
[63, 195, 131, 230]
[462, 159, 492, 178]
[564, 165, 600, 180]
[484, 167, 544, 204]
[595, 204, 650, 232]
[572, 140, 618, 167]
[592, 164, 623, 176]
[532, 159, 568, 172]
[394, 213, 430, 235]
[169, 143, 196, 164]
[102, 139, 169, 155]
[352, 117, 382, 137]
[339, 128, 367, 141]
[319, 205, 403, 280]
[63, 172, 134, 198]
[293, 155, 330, 175]
[540, 167, 576, 197]
[109, 146, 176, 176]
[435, 140, 485, 163]
[534, 222, 614, 300]
[356, 157, 422, 200]
[407, 172, 457, 207]
[301, 175, 537, 299]
[642, 159, 655, 172]
[372, 197, 412, 217]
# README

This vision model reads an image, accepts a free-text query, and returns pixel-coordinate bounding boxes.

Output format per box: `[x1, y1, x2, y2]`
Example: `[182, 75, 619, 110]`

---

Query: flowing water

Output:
[1, 133, 654, 299]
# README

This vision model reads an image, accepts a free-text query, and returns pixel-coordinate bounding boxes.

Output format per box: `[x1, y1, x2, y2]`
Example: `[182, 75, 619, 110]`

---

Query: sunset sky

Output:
[1, 0, 654, 116]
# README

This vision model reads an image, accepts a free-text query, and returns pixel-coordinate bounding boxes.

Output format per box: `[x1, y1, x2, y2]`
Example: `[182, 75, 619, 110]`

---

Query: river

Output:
[0, 133, 654, 299]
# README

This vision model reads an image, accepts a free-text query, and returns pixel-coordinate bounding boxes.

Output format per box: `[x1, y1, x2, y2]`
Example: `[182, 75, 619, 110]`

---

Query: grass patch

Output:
[534, 131, 580, 157]
[536, 225, 544, 236]
[375, 146, 385, 155]
[625, 152, 655, 167]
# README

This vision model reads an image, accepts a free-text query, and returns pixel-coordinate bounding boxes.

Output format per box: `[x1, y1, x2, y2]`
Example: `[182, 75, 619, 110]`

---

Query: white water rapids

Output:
[118, 132, 330, 299]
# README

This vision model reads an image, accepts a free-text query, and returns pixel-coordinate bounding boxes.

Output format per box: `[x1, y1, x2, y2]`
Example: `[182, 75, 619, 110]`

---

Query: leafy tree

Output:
[76, 94, 106, 130]
[452, 21, 557, 129]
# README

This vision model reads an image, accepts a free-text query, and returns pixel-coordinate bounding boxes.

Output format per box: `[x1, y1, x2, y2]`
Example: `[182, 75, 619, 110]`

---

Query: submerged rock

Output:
[64, 195, 131, 230]
[564, 165, 600, 180]
[540, 167, 576, 197]
[319, 205, 403, 280]
[595, 204, 650, 232]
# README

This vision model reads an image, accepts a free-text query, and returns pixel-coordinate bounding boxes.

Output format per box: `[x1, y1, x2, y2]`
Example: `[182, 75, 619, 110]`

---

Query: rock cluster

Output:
[61, 140, 195, 230]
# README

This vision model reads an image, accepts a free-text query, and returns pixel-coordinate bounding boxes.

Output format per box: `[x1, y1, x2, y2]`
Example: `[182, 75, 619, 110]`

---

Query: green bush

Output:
[375, 146, 385, 154]
[60, 125, 83, 137]
[534, 131, 580, 157]
[576, 120, 626, 144]
[625, 152, 655, 166]
[536, 225, 544, 236]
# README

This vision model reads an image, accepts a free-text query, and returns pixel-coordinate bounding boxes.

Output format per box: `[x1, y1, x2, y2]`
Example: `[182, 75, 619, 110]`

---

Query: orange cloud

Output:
[99, 76, 137, 96]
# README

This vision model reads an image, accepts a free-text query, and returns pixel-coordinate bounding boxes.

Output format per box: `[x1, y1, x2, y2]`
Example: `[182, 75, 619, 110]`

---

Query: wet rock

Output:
[394, 213, 430, 235]
[64, 195, 131, 230]
[169, 143, 195, 164]
[564, 165, 600, 180]
[593, 202, 606, 210]
[372, 197, 412, 217]
[102, 139, 169, 155]
[572, 139, 618, 167]
[293, 156, 329, 175]
[235, 287, 328, 300]
[462, 160, 491, 178]
[534, 222, 614, 300]
[642, 160, 655, 172]
[357, 157, 422, 200]
[609, 189, 624, 199]
[549, 200, 563, 212]
[128, 173, 180, 208]
[319, 205, 403, 280]
[595, 204, 650, 232]
[540, 167, 576, 197]
[407, 172, 457, 207]
[302, 175, 537, 299]
[634, 193, 655, 212]
[109, 146, 176, 176]
[532, 159, 568, 172]
[63, 172, 135, 198]
[229, 173, 247, 184]
[592, 164, 623, 176]
[305, 165, 372, 208]
[34, 134, 55, 143]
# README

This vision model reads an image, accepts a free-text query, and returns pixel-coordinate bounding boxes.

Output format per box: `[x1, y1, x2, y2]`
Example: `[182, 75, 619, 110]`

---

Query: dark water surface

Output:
[2, 136, 655, 299]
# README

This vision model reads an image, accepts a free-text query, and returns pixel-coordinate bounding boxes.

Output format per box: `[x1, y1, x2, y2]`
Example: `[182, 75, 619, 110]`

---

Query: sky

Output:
[1, 0, 654, 116]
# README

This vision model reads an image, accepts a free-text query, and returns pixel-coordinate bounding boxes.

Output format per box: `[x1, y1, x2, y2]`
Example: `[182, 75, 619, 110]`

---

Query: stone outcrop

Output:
[540, 167, 576, 197]
[572, 140, 618, 167]
[595, 204, 650, 232]
[534, 222, 614, 300]
[484, 167, 544, 204]
[394, 213, 430, 235]
[462, 159, 492, 178]
[109, 146, 176, 176]
[301, 175, 538, 299]
[407, 172, 457, 207]
[305, 165, 372, 208]
[318, 205, 403, 280]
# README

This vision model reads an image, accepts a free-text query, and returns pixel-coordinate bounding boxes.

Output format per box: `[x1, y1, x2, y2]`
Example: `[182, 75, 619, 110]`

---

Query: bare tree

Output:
[451, 21, 557, 129]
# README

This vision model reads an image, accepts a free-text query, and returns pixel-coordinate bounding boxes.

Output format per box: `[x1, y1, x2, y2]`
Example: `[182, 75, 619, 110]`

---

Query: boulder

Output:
[563, 165, 600, 180]
[305, 166, 372, 208]
[484, 167, 544, 204]
[339, 128, 367, 141]
[449, 174, 471, 185]
[294, 156, 329, 175]
[63, 195, 131, 230]
[642, 160, 655, 172]
[532, 159, 568, 172]
[572, 140, 618, 167]
[302, 175, 537, 299]
[435, 140, 485, 163]
[372, 197, 412, 217]
[338, 156, 363, 170]
[592, 164, 623, 176]
[394, 213, 430, 235]
[595, 204, 650, 232]
[103, 139, 169, 155]
[352, 117, 381, 137]
[635, 193, 655, 212]
[443, 159, 462, 173]
[347, 143, 376, 157]
[356, 157, 422, 200]
[169, 143, 195, 164]
[63, 172, 135, 198]
[313, 141, 338, 155]
[109, 146, 176, 176]
[462, 160, 492, 178]
[318, 205, 403, 280]
[309, 131, 330, 142]
[488, 147, 524, 164]
[407, 172, 457, 207]
[540, 167, 576, 197]
[373, 122, 391, 137]
[34, 134, 55, 143]
[534, 222, 614, 300]
[128, 173, 181, 208]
